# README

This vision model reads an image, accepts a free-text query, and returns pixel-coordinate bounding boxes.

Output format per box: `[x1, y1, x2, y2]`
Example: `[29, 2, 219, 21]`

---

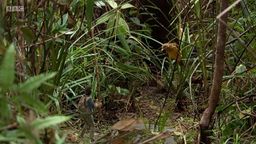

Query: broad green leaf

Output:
[118, 17, 129, 34]
[0, 96, 11, 122]
[18, 73, 56, 93]
[106, 0, 117, 9]
[18, 94, 47, 113]
[62, 13, 68, 26]
[0, 39, 7, 55]
[0, 44, 15, 89]
[115, 45, 130, 56]
[239, 108, 252, 119]
[181, 23, 191, 58]
[96, 11, 114, 25]
[130, 17, 144, 27]
[59, 0, 69, 5]
[115, 86, 129, 95]
[116, 63, 147, 73]
[117, 17, 130, 35]
[121, 3, 134, 9]
[235, 64, 247, 74]
[118, 35, 131, 55]
[95, 0, 105, 8]
[20, 27, 35, 43]
[17, 116, 42, 143]
[17, 116, 26, 126]
[194, 0, 201, 18]
[55, 134, 66, 144]
[106, 16, 116, 36]
[240, 0, 249, 17]
[31, 116, 71, 130]
[60, 30, 75, 35]
[86, 0, 94, 30]
[181, 23, 191, 45]
[0, 135, 19, 142]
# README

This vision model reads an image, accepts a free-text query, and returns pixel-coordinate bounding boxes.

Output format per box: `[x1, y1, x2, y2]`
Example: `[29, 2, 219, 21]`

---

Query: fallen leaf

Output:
[112, 118, 145, 131]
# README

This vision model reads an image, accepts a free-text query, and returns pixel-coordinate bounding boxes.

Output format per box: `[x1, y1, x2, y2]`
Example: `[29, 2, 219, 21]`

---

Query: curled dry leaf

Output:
[111, 118, 145, 132]
[66, 133, 79, 143]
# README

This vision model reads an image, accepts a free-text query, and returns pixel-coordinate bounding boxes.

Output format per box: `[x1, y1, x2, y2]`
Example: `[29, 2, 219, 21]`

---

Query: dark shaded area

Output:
[137, 0, 175, 48]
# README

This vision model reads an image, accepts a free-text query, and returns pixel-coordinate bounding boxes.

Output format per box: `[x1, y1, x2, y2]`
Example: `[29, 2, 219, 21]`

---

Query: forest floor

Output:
[62, 83, 199, 144]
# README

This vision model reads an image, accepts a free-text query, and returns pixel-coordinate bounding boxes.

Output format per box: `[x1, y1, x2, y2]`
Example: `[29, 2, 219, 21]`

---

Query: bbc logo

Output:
[6, 6, 24, 12]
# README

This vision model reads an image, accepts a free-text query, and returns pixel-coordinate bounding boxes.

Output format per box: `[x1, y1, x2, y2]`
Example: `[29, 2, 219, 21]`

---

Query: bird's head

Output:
[161, 42, 181, 63]
[161, 42, 178, 52]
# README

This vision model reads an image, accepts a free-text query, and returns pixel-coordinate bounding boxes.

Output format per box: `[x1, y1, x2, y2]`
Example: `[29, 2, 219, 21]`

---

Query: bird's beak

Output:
[161, 43, 168, 51]
[161, 46, 165, 51]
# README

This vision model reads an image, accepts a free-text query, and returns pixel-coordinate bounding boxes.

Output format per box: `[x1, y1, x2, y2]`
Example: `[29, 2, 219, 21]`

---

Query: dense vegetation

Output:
[0, 0, 255, 143]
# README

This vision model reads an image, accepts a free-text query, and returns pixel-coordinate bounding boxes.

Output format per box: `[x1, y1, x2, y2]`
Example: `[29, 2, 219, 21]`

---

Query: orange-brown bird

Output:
[161, 42, 181, 63]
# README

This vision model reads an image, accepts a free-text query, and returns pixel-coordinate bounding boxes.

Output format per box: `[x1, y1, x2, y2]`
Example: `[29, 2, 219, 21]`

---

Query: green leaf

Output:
[106, 16, 115, 36]
[17, 116, 26, 125]
[20, 27, 35, 43]
[181, 23, 191, 58]
[116, 63, 147, 74]
[86, 0, 94, 30]
[0, 39, 7, 55]
[59, 0, 69, 5]
[121, 3, 134, 9]
[118, 35, 131, 55]
[106, 0, 117, 9]
[235, 64, 247, 74]
[18, 73, 56, 93]
[0, 96, 11, 122]
[62, 13, 68, 26]
[16, 116, 43, 143]
[115, 45, 130, 56]
[96, 11, 114, 25]
[0, 134, 19, 142]
[95, 0, 105, 8]
[117, 17, 130, 35]
[194, 0, 201, 18]
[19, 94, 47, 113]
[0, 44, 15, 89]
[31, 116, 71, 130]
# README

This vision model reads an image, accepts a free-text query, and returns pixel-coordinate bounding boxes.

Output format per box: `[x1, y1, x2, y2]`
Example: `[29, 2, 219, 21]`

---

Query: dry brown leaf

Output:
[111, 138, 126, 144]
[112, 118, 144, 132]
[66, 133, 78, 143]
[112, 118, 136, 131]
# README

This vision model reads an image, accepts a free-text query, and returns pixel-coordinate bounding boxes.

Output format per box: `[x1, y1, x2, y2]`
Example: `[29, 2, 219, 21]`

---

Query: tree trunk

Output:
[198, 0, 229, 143]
